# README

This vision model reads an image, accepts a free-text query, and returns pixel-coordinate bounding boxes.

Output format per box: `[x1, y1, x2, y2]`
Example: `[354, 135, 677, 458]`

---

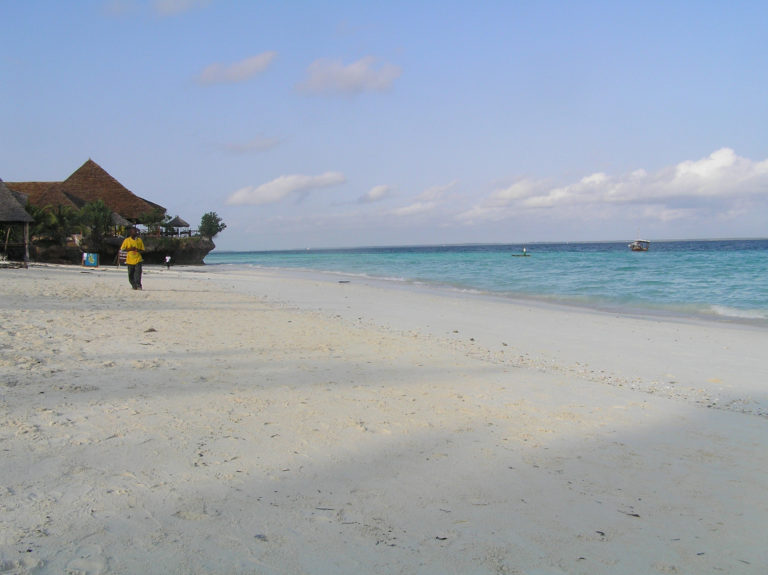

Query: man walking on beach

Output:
[120, 226, 145, 290]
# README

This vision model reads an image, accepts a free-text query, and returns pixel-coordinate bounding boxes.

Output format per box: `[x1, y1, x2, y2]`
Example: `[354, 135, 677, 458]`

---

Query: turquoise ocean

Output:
[204, 239, 768, 324]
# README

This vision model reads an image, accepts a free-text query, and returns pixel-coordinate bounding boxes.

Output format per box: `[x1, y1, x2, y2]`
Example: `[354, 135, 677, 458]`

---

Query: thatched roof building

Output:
[0, 179, 34, 223]
[168, 215, 190, 228]
[0, 179, 33, 266]
[7, 159, 166, 223]
[3, 181, 66, 209]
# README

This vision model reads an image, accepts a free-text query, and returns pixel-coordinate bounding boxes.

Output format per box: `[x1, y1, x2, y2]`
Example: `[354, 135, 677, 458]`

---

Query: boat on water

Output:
[511, 247, 530, 257]
[628, 239, 650, 252]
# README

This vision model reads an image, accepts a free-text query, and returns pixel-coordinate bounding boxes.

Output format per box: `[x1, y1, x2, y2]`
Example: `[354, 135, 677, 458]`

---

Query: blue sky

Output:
[2, 0, 767, 250]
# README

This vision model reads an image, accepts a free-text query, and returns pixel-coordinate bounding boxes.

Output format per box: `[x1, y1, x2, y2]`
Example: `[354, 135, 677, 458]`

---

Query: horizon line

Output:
[211, 236, 768, 254]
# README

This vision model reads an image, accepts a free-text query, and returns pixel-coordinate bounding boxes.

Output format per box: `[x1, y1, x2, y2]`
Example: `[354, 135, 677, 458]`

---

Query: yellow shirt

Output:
[120, 236, 145, 265]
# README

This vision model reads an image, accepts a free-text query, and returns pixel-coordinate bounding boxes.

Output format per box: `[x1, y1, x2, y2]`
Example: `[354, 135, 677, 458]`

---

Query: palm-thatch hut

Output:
[167, 215, 191, 236]
[0, 179, 34, 266]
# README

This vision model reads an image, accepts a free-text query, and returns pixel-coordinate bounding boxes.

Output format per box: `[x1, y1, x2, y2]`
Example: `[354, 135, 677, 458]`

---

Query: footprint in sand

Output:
[0, 557, 40, 573]
[65, 544, 106, 575]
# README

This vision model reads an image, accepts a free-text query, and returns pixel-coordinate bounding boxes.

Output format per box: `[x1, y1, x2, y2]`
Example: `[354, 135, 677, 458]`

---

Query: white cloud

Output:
[359, 185, 392, 203]
[487, 179, 542, 205]
[153, 0, 210, 16]
[521, 173, 611, 208]
[667, 147, 768, 197]
[226, 172, 346, 206]
[638, 204, 700, 222]
[104, 0, 137, 16]
[391, 201, 437, 216]
[675, 147, 744, 179]
[454, 204, 502, 223]
[461, 148, 768, 223]
[106, 0, 209, 17]
[456, 178, 545, 223]
[298, 56, 401, 95]
[416, 180, 457, 201]
[198, 52, 277, 85]
[390, 181, 456, 217]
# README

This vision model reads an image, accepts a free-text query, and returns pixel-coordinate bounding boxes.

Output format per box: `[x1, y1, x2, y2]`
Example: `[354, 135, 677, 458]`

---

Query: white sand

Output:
[1, 264, 766, 574]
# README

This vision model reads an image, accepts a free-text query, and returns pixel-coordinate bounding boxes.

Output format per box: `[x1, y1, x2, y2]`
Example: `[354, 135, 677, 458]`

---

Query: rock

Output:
[31, 236, 217, 266]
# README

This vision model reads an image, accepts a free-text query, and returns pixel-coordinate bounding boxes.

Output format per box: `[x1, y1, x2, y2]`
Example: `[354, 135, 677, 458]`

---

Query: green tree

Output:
[27, 203, 57, 240]
[27, 202, 83, 245]
[140, 207, 166, 235]
[160, 213, 175, 236]
[79, 200, 113, 249]
[50, 204, 81, 243]
[199, 211, 227, 239]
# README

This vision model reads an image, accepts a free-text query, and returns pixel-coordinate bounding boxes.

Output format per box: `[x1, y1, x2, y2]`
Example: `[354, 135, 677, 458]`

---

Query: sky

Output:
[2, 0, 767, 250]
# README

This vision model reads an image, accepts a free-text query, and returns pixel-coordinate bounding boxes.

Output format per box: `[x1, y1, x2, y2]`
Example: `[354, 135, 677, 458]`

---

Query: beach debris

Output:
[618, 509, 641, 518]
[144, 327, 157, 333]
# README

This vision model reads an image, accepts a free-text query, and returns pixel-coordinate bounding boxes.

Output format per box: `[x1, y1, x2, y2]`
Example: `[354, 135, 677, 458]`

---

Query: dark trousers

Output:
[127, 262, 143, 289]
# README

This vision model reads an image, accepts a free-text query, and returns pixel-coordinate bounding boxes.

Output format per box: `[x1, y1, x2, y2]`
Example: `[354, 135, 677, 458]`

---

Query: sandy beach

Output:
[1, 264, 766, 574]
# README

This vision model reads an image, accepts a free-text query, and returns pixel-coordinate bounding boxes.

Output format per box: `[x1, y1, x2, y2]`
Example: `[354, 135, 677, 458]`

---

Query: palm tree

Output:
[27, 203, 56, 241]
[79, 200, 113, 250]
[51, 205, 81, 243]
[27, 203, 82, 244]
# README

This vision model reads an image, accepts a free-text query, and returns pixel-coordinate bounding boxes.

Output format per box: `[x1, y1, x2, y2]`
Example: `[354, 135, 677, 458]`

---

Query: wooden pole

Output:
[24, 222, 30, 268]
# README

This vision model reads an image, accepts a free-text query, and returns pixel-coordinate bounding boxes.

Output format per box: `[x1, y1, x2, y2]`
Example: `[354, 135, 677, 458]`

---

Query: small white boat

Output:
[511, 247, 530, 257]
[628, 239, 650, 252]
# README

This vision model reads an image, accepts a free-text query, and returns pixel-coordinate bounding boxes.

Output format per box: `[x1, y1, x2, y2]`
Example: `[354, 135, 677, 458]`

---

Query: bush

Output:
[199, 212, 226, 239]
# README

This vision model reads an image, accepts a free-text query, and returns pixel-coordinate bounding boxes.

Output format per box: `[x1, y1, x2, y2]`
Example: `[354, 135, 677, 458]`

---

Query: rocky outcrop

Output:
[31, 236, 216, 266]
[140, 236, 216, 265]
[29, 243, 83, 265]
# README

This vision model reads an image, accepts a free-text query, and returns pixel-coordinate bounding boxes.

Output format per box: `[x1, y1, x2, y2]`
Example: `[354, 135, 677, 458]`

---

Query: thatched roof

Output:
[7, 181, 81, 211]
[168, 215, 190, 228]
[51, 159, 165, 221]
[7, 159, 166, 223]
[0, 179, 34, 223]
[4, 181, 56, 203]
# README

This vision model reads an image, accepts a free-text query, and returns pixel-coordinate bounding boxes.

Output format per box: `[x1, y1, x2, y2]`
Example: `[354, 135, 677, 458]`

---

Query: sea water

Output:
[204, 239, 768, 323]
